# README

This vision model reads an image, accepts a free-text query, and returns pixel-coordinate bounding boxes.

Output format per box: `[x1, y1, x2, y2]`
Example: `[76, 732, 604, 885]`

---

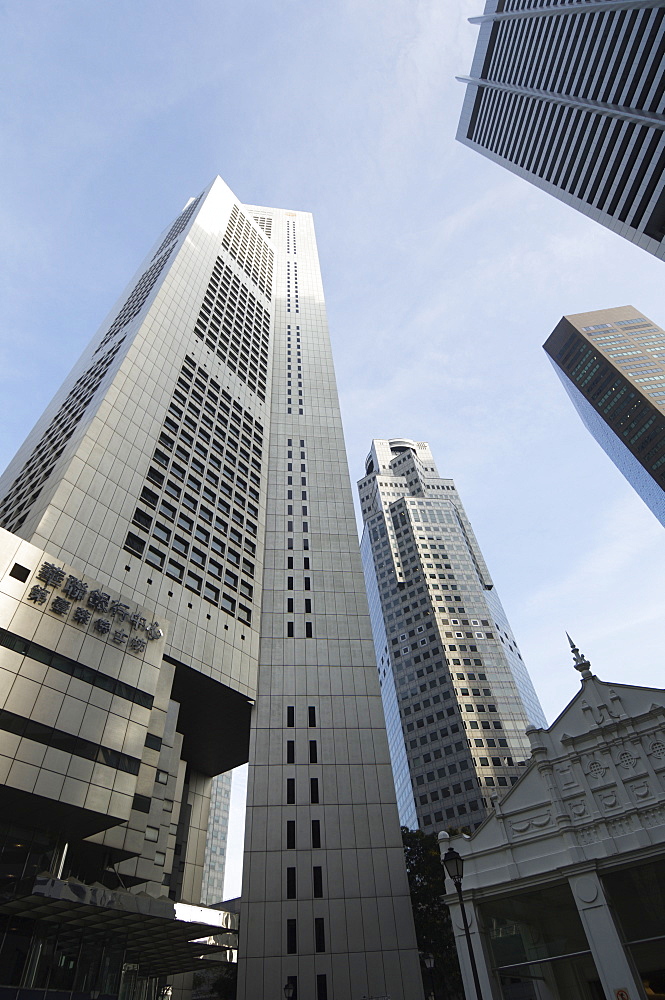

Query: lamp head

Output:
[443, 845, 464, 884]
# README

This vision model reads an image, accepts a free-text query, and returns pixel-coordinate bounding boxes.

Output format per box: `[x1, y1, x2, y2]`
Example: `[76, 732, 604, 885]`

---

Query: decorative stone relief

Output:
[607, 816, 635, 837]
[569, 799, 588, 819]
[649, 740, 665, 760]
[616, 750, 637, 770]
[577, 827, 602, 845]
[581, 691, 623, 726]
[641, 805, 665, 829]
[556, 762, 578, 787]
[630, 780, 651, 801]
[587, 759, 606, 780]
[573, 876, 598, 903]
[599, 790, 620, 810]
[509, 811, 551, 835]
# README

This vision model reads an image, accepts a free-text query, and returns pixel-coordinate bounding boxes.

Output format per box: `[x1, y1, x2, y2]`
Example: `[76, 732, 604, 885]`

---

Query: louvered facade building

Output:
[458, 0, 665, 260]
[544, 304, 665, 525]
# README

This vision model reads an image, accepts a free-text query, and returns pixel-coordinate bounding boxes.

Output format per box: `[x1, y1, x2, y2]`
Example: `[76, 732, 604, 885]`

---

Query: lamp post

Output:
[422, 953, 435, 1000]
[442, 846, 484, 1000]
[284, 982, 295, 999]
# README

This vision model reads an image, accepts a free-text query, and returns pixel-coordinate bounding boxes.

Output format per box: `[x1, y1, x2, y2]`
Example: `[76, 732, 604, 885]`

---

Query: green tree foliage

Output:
[402, 827, 464, 1000]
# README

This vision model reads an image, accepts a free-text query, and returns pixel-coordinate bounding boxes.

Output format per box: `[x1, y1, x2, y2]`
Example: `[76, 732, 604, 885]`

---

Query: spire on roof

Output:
[567, 633, 592, 679]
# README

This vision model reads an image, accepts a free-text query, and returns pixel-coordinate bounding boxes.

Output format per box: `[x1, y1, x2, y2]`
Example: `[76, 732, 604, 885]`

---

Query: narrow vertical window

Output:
[287, 740, 295, 763]
[313, 866, 323, 898]
[311, 820, 321, 848]
[287, 778, 295, 804]
[286, 867, 296, 899]
[287, 821, 296, 849]
[314, 917, 325, 952]
[287, 621, 294, 637]
[308, 706, 317, 728]
[304, 598, 312, 613]
[287, 577, 294, 590]
[287, 597, 294, 612]
[316, 974, 327, 1000]
[287, 705, 295, 728]
[287, 919, 297, 954]
[304, 576, 311, 590]
[310, 778, 319, 804]
[305, 622, 313, 638]
[309, 740, 318, 764]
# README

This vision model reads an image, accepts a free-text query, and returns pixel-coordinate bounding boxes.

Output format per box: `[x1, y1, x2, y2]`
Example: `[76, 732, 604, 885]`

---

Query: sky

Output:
[1, 0, 664, 899]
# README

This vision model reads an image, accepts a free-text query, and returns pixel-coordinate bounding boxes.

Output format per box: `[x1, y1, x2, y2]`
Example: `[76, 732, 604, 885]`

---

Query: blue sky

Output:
[2, 0, 664, 896]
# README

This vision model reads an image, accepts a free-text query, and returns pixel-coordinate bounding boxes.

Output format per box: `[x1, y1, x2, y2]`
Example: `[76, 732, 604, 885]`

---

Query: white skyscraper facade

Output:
[0, 179, 423, 1000]
[358, 439, 546, 835]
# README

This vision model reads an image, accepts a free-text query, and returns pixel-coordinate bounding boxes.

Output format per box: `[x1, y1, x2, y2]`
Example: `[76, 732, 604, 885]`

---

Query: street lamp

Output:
[422, 953, 435, 999]
[284, 982, 295, 999]
[442, 845, 484, 1000]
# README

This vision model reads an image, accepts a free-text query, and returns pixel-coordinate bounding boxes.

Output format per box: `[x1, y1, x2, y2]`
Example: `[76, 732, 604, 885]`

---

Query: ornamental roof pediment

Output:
[465, 674, 665, 856]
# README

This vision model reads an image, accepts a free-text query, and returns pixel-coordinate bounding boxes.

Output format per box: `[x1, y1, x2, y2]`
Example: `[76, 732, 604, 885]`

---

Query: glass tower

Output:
[544, 305, 665, 527]
[358, 438, 546, 835]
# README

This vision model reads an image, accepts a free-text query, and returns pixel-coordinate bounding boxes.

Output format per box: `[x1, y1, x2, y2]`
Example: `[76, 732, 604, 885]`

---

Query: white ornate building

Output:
[440, 642, 665, 1000]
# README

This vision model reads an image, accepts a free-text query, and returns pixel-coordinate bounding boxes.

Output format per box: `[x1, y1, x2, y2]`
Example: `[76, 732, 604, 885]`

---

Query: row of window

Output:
[222, 204, 274, 298]
[286, 777, 320, 803]
[150, 192, 202, 263]
[286, 866, 323, 899]
[194, 257, 269, 399]
[0, 339, 125, 534]
[287, 917, 325, 954]
[126, 358, 262, 623]
[96, 243, 174, 354]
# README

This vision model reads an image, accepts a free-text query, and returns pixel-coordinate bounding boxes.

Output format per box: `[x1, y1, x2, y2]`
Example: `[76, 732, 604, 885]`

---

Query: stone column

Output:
[447, 894, 502, 1000]
[569, 871, 645, 1000]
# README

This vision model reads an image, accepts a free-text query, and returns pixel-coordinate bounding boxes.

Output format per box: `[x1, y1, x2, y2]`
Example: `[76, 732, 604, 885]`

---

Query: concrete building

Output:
[544, 305, 665, 527]
[0, 178, 423, 1000]
[458, 0, 665, 261]
[440, 641, 665, 1000]
[358, 438, 546, 836]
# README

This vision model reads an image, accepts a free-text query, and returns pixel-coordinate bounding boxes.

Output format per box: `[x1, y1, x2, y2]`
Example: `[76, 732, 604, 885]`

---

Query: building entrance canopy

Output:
[0, 875, 237, 978]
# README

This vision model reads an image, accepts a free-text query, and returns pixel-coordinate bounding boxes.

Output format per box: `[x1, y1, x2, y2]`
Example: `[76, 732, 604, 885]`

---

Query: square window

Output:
[167, 559, 183, 581]
[146, 546, 164, 569]
[153, 523, 171, 544]
[125, 532, 145, 556]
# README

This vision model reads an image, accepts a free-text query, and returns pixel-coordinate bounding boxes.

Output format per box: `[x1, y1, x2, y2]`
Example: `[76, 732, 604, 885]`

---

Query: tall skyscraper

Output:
[0, 178, 423, 1000]
[544, 305, 665, 526]
[358, 439, 546, 836]
[458, 0, 665, 261]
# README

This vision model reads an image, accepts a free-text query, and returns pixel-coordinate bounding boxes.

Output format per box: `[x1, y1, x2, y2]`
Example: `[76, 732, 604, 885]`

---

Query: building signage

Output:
[24, 560, 163, 654]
